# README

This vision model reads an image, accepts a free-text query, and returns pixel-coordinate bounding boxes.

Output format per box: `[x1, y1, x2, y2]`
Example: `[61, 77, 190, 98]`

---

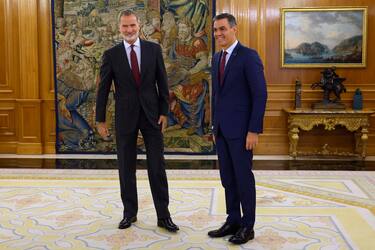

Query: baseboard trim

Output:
[0, 154, 374, 161]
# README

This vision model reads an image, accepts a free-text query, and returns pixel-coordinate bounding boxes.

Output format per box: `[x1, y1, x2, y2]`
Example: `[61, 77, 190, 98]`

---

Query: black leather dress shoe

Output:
[208, 222, 240, 238]
[157, 217, 179, 232]
[229, 227, 254, 244]
[118, 216, 137, 229]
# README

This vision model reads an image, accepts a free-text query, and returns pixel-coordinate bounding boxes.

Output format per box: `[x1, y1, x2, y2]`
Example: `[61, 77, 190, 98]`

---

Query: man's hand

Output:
[96, 122, 110, 138]
[158, 115, 168, 133]
[246, 132, 258, 150]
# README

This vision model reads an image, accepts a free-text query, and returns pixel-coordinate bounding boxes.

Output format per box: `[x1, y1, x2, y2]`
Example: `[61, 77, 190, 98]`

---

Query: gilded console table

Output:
[284, 109, 374, 159]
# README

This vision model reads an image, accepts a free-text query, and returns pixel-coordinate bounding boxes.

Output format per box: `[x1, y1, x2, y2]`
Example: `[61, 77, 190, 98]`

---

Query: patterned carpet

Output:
[0, 169, 374, 249]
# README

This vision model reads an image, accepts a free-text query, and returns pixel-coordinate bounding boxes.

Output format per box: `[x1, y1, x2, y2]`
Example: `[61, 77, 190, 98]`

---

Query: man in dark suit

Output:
[208, 13, 267, 244]
[96, 9, 179, 232]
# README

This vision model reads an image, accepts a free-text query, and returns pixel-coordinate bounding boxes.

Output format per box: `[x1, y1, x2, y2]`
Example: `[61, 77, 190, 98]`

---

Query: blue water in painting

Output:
[285, 51, 338, 64]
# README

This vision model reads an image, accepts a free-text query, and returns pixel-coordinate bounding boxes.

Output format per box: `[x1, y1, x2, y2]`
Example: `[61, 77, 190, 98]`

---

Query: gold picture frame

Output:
[280, 7, 368, 68]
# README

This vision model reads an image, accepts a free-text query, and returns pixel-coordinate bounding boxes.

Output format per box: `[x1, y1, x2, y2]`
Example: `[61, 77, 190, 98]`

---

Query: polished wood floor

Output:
[0, 158, 374, 170]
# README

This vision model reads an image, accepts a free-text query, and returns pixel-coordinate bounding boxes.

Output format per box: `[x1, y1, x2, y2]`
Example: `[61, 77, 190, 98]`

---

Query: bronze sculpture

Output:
[311, 67, 346, 109]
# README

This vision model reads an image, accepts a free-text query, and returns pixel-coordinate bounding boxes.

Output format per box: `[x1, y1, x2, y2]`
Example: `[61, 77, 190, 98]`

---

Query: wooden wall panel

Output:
[16, 100, 42, 154]
[0, 0, 43, 154]
[41, 100, 56, 153]
[0, 0, 374, 156]
[38, 0, 55, 153]
[0, 0, 18, 153]
[0, 102, 16, 140]
[38, 0, 54, 99]
[18, 0, 39, 99]
[0, 101, 17, 153]
[0, 0, 19, 98]
[0, 1, 5, 87]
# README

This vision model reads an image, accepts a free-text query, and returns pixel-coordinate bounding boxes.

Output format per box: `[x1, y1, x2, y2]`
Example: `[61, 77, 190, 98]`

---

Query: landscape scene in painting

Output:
[283, 9, 365, 66]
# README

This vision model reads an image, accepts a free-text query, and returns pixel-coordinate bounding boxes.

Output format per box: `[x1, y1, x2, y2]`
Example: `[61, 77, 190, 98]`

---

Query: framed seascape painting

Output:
[280, 7, 367, 68]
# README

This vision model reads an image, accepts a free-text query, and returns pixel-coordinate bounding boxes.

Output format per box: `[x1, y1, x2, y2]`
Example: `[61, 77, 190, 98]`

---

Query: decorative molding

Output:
[16, 142, 42, 154]
[38, 0, 54, 99]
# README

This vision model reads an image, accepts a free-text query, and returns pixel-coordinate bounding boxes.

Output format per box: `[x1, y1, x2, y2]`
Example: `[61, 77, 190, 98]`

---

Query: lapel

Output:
[220, 42, 241, 91]
[117, 42, 131, 72]
[140, 39, 148, 84]
[213, 53, 220, 89]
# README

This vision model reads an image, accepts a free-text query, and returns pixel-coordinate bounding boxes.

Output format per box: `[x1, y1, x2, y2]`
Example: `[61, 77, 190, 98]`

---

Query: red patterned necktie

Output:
[219, 51, 227, 85]
[130, 44, 141, 87]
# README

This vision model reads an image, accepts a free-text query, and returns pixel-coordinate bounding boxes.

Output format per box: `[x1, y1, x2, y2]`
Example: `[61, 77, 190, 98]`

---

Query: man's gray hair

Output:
[118, 9, 139, 23]
[213, 13, 237, 27]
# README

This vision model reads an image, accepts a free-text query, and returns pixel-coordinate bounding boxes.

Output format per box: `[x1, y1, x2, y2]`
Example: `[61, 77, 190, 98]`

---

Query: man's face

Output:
[213, 18, 237, 49]
[119, 14, 140, 44]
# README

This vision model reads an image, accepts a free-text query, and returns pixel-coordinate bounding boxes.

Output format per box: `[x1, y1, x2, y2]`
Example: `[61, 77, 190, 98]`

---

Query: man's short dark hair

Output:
[118, 9, 139, 23]
[213, 13, 237, 27]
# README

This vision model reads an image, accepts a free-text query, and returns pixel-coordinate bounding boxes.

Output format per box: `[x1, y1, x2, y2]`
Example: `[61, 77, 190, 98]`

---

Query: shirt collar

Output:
[223, 40, 238, 55]
[123, 37, 140, 50]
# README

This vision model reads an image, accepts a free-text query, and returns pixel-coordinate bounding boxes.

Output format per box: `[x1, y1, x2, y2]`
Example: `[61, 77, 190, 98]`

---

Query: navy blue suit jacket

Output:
[212, 42, 267, 139]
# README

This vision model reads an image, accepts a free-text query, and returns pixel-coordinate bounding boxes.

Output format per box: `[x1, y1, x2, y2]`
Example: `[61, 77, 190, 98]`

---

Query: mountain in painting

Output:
[332, 35, 362, 55]
[291, 42, 329, 57]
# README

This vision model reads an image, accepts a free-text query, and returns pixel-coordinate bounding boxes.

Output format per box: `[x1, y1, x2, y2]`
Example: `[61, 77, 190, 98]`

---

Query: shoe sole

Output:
[207, 228, 239, 238]
[208, 233, 235, 238]
[157, 223, 179, 232]
[229, 235, 255, 244]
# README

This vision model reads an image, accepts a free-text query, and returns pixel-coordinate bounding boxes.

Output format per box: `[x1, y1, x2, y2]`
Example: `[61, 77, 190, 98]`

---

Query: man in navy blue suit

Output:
[208, 13, 267, 245]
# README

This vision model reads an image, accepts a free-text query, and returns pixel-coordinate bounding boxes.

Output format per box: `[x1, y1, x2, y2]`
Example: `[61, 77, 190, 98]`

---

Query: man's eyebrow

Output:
[214, 25, 226, 30]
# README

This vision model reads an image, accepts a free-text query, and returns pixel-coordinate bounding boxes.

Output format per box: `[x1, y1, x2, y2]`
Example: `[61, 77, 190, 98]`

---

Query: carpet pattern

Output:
[0, 169, 374, 249]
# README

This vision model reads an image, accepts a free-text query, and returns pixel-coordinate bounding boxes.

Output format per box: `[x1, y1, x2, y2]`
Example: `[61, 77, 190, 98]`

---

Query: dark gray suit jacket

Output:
[96, 39, 169, 135]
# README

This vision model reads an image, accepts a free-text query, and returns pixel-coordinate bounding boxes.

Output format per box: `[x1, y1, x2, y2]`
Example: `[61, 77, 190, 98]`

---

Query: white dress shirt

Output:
[222, 40, 238, 66]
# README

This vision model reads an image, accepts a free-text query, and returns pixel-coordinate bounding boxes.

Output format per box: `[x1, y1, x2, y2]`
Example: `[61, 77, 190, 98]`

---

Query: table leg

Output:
[354, 131, 361, 154]
[288, 126, 299, 158]
[361, 127, 369, 158]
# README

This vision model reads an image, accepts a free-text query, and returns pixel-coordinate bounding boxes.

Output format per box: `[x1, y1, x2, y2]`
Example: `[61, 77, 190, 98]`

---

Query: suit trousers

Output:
[216, 128, 256, 228]
[116, 107, 170, 219]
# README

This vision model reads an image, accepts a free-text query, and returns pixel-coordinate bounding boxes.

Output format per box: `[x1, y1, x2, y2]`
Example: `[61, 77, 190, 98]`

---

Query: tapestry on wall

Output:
[53, 0, 214, 153]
